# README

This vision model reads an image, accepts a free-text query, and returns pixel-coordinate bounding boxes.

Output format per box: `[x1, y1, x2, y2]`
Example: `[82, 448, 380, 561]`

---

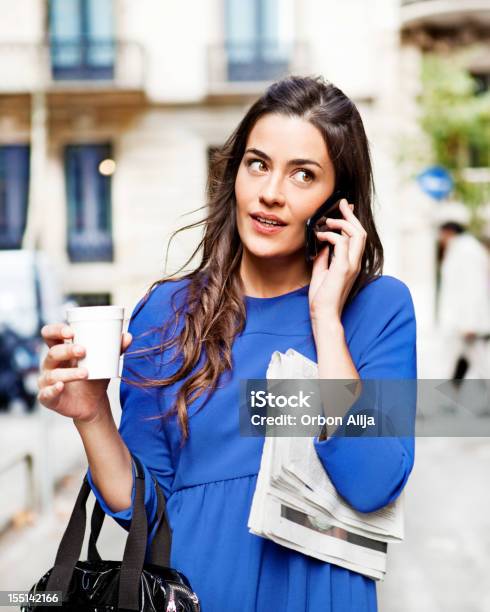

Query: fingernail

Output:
[74, 347, 83, 356]
[62, 326, 71, 336]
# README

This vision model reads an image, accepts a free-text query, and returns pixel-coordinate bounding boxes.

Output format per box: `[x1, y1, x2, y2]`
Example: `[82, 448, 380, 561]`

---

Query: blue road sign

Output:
[416, 166, 454, 201]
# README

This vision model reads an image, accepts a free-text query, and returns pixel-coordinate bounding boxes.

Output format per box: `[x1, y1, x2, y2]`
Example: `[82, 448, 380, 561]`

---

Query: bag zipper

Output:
[165, 582, 200, 612]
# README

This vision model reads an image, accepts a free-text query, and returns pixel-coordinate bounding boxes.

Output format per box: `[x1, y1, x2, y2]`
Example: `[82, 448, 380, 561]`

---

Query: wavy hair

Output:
[122, 75, 384, 443]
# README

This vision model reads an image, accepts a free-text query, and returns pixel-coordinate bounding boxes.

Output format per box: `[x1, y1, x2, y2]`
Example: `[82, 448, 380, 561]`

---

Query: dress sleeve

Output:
[313, 276, 417, 513]
[85, 284, 176, 540]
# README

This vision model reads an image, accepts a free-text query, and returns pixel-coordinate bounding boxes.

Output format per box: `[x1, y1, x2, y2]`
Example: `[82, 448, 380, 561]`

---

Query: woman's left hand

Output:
[308, 198, 367, 322]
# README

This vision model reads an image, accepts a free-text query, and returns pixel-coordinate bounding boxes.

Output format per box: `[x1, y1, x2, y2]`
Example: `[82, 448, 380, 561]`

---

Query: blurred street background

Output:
[1, 0, 490, 610]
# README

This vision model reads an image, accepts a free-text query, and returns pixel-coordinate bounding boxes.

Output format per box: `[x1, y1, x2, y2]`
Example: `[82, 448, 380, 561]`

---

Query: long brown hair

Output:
[122, 74, 384, 443]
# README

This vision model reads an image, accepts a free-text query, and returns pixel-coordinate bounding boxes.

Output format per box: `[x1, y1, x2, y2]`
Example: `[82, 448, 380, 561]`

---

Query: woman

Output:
[38, 75, 417, 611]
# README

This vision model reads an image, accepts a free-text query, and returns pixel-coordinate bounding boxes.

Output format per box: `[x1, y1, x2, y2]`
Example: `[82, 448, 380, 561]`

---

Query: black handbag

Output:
[21, 454, 200, 611]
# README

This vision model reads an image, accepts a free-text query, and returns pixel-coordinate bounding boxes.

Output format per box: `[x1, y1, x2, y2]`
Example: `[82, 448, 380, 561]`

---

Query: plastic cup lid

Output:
[66, 306, 125, 323]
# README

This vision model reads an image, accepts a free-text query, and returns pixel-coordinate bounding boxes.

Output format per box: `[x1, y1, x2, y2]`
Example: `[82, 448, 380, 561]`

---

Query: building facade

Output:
[1, 0, 489, 352]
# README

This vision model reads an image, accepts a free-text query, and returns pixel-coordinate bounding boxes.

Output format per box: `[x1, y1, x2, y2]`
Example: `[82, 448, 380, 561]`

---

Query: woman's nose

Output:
[259, 176, 286, 206]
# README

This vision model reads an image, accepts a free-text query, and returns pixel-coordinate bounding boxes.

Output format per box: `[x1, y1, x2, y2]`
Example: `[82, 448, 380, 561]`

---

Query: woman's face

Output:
[235, 113, 336, 261]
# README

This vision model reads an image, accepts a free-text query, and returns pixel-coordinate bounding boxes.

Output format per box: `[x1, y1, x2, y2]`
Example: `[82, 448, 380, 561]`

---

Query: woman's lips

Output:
[250, 215, 287, 235]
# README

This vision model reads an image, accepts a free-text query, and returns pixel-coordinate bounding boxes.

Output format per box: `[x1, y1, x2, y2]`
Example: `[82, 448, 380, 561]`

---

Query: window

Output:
[472, 72, 490, 95]
[0, 146, 30, 250]
[65, 144, 114, 262]
[225, 0, 293, 81]
[49, 0, 114, 80]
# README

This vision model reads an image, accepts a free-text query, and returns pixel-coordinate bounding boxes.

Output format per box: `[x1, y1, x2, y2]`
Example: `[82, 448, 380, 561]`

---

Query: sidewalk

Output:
[378, 437, 490, 612]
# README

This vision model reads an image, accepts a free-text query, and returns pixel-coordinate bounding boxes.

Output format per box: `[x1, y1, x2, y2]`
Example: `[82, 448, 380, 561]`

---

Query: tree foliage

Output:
[419, 50, 490, 232]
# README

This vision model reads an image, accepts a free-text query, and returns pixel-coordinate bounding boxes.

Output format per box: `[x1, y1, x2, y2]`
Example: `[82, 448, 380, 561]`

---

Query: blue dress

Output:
[87, 274, 417, 611]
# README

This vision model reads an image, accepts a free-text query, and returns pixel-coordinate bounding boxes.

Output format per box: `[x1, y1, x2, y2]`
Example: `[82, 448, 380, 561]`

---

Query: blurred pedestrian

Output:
[437, 221, 490, 381]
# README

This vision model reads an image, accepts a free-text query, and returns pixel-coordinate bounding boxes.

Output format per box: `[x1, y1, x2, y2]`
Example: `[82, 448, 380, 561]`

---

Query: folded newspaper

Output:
[247, 348, 404, 581]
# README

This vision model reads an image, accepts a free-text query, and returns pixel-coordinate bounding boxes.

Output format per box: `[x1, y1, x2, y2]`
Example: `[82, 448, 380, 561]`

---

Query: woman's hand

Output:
[37, 323, 133, 424]
[308, 198, 367, 322]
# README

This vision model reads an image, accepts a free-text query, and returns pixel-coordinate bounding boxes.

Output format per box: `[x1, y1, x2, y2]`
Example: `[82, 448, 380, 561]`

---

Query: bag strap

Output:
[87, 501, 104, 562]
[147, 475, 171, 567]
[44, 453, 169, 611]
[44, 474, 92, 595]
[117, 455, 148, 610]
[86, 457, 137, 563]
[87, 466, 172, 567]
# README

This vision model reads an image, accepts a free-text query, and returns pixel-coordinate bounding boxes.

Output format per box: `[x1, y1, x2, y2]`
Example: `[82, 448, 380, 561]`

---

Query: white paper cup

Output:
[65, 306, 125, 380]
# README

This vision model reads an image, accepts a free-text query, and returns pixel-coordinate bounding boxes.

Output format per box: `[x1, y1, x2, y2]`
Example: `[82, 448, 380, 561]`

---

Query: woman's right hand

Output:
[37, 323, 133, 424]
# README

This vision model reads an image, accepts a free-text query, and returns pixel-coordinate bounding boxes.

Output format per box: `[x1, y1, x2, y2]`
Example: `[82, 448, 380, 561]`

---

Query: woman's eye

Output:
[294, 169, 314, 183]
[247, 159, 267, 172]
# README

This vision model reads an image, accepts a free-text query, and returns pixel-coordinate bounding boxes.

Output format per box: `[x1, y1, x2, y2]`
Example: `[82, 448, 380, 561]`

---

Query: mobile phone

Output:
[305, 190, 348, 266]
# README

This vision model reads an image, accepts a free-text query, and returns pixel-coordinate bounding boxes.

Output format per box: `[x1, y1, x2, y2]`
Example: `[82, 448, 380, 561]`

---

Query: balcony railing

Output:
[208, 41, 309, 95]
[67, 231, 113, 263]
[0, 40, 145, 93]
[50, 38, 115, 80]
[401, 0, 490, 29]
